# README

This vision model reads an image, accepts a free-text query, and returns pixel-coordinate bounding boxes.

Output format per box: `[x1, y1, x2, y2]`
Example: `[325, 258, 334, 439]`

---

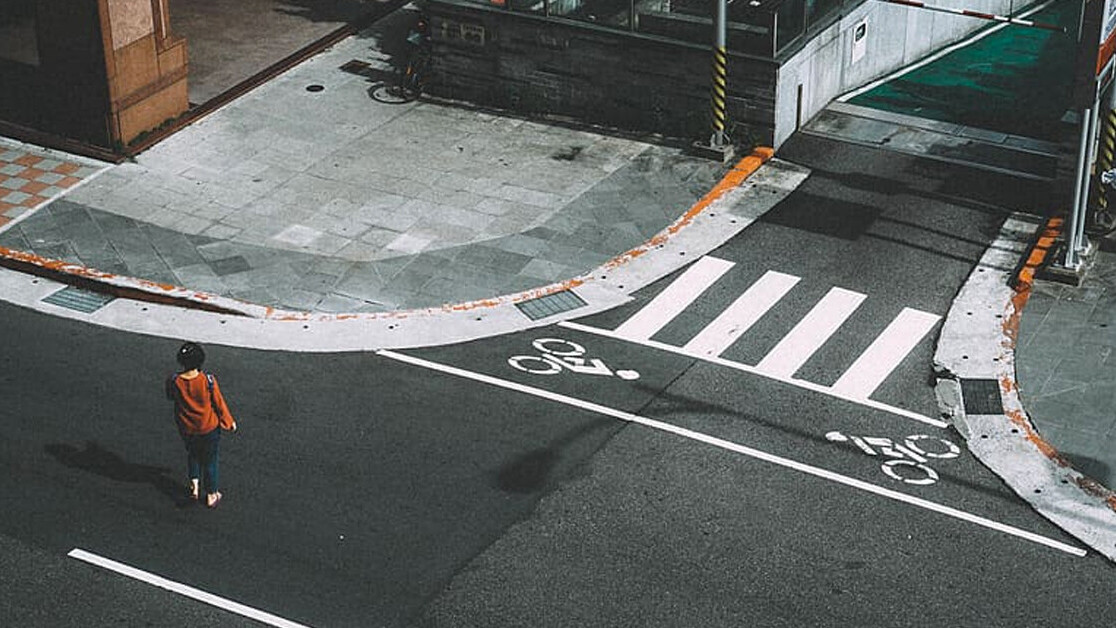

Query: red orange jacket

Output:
[166, 372, 236, 436]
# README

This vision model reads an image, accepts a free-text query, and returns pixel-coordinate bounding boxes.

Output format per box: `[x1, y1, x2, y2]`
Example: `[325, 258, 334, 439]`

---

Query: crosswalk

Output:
[572, 255, 941, 404]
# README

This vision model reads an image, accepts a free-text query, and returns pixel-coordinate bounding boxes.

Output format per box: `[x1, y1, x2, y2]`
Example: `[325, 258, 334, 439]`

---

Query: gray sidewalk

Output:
[0, 11, 725, 315]
[1017, 243, 1116, 489]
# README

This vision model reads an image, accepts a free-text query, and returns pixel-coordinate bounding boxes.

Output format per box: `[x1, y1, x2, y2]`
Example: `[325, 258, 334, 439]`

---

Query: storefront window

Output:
[0, 0, 41, 66]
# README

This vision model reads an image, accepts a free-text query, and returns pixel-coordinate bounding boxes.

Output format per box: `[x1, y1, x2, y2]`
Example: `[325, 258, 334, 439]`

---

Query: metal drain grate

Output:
[41, 286, 116, 313]
[960, 378, 1004, 415]
[515, 290, 587, 321]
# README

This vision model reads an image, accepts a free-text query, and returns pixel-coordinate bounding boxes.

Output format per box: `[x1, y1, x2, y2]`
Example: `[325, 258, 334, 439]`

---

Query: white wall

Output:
[773, 0, 1027, 147]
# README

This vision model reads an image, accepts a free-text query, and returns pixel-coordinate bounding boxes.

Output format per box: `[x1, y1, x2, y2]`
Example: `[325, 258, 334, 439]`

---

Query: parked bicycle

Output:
[396, 15, 431, 101]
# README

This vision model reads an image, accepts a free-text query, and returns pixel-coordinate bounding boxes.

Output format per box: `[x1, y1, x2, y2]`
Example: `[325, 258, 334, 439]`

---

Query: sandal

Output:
[206, 492, 222, 509]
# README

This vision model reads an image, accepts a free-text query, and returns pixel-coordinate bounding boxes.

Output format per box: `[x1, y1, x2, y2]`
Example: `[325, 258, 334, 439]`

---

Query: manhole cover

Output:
[41, 286, 116, 313]
[515, 290, 587, 321]
[960, 378, 1004, 415]
[306, 84, 325, 92]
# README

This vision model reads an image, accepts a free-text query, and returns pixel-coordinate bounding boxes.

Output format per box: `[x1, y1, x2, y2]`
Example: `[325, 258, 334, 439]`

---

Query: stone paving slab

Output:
[1017, 246, 1116, 488]
[0, 139, 722, 314]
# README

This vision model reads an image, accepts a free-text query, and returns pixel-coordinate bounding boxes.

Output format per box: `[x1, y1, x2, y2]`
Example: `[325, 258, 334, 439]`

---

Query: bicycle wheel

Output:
[398, 50, 430, 100]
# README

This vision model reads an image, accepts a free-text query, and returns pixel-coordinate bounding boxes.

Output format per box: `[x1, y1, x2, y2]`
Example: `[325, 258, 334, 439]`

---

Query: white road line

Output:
[684, 270, 800, 357]
[755, 287, 866, 378]
[614, 256, 735, 340]
[375, 349, 1086, 557]
[560, 320, 948, 428]
[67, 549, 313, 628]
[832, 307, 942, 399]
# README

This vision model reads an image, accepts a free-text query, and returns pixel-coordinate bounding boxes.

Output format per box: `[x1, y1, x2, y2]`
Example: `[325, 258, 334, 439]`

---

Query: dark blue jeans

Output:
[184, 429, 221, 495]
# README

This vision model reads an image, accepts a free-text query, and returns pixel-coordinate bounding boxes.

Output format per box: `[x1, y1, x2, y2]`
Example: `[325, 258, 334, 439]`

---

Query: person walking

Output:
[166, 341, 237, 508]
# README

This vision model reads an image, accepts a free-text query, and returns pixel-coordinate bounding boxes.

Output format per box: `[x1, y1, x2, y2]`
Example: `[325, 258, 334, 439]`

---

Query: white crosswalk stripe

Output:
[754, 287, 866, 378]
[605, 256, 941, 403]
[684, 270, 800, 357]
[831, 307, 941, 399]
[614, 256, 734, 341]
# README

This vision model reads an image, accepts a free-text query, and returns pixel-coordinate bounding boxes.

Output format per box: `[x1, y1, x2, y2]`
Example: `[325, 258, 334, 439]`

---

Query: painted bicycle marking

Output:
[826, 431, 961, 485]
[508, 338, 640, 380]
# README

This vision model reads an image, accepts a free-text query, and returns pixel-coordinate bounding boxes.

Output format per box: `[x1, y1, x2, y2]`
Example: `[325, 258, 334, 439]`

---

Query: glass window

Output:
[548, 0, 632, 29]
[0, 0, 41, 66]
[806, 0, 844, 29]
[774, 0, 805, 54]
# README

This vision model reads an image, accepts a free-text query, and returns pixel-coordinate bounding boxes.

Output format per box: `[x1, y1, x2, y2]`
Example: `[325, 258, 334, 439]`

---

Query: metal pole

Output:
[1067, 106, 1092, 268]
[1076, 101, 1100, 254]
[710, 0, 728, 146]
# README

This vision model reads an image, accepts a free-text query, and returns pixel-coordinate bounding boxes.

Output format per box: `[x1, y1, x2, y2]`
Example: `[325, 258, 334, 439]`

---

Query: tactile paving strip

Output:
[0, 146, 103, 228]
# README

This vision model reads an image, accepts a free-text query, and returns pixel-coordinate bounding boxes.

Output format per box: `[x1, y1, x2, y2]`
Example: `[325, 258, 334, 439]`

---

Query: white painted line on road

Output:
[684, 270, 800, 357]
[614, 256, 735, 340]
[832, 307, 942, 399]
[67, 549, 313, 628]
[559, 321, 947, 429]
[376, 349, 1085, 557]
[756, 287, 866, 378]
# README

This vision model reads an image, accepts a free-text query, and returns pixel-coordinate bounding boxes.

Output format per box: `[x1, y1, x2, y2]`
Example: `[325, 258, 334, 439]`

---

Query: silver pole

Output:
[1067, 107, 1092, 268]
[716, 0, 726, 49]
[1075, 102, 1100, 256]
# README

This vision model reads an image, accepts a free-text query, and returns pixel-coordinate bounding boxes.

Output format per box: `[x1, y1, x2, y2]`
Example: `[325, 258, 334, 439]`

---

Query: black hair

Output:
[177, 342, 205, 370]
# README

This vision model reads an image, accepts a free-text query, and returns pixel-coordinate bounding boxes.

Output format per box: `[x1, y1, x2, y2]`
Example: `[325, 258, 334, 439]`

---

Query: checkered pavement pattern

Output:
[0, 146, 104, 229]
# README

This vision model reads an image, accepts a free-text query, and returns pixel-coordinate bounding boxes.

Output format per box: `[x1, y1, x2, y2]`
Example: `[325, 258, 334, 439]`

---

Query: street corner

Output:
[0, 142, 804, 356]
[934, 212, 1116, 562]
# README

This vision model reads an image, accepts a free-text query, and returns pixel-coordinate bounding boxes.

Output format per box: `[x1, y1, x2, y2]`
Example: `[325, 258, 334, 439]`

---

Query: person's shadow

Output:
[45, 442, 194, 508]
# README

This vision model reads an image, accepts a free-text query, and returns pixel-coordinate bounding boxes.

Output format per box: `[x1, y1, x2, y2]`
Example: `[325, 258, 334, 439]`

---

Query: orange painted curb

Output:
[1000, 215, 1078, 470]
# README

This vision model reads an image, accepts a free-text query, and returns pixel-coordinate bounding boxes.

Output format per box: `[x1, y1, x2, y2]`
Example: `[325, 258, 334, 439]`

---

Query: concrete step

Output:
[803, 102, 1067, 182]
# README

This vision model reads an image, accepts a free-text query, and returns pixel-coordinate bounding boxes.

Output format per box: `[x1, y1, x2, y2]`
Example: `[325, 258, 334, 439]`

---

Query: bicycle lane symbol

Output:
[507, 338, 641, 381]
[825, 431, 961, 486]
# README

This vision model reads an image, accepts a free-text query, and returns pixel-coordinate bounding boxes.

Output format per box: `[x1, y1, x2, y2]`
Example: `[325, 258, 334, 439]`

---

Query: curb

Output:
[933, 213, 1116, 562]
[0, 148, 807, 352]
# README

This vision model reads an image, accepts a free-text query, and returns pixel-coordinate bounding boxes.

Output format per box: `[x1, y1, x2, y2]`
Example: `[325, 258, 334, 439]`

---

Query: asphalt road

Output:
[2, 134, 1113, 627]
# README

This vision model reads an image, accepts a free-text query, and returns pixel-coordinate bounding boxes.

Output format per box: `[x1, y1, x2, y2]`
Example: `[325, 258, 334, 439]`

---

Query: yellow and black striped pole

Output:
[1095, 107, 1116, 218]
[710, 0, 728, 147]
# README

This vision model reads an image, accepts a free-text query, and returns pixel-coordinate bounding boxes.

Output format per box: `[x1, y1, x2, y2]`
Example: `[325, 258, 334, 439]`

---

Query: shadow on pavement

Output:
[495, 420, 617, 494]
[1062, 453, 1113, 488]
[45, 441, 192, 507]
